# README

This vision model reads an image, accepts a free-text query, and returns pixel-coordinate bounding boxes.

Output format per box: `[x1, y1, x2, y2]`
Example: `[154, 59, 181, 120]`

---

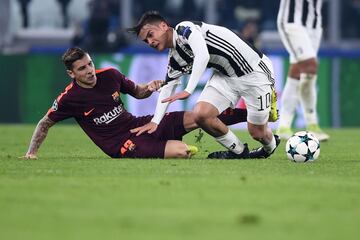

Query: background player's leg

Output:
[298, 58, 318, 126]
[298, 58, 329, 141]
[277, 64, 301, 139]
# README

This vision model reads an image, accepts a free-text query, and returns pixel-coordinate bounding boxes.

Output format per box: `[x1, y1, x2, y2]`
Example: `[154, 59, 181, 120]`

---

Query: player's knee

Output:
[164, 141, 190, 158]
[193, 102, 219, 127]
[289, 64, 301, 79]
[304, 65, 317, 75]
[299, 59, 318, 74]
[183, 111, 198, 131]
[175, 144, 190, 158]
[193, 111, 211, 126]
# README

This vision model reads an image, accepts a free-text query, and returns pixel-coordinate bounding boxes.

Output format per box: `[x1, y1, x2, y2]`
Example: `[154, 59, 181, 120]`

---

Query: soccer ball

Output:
[285, 131, 320, 162]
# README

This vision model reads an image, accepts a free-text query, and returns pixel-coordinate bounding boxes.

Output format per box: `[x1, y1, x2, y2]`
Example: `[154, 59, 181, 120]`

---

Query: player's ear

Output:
[66, 69, 75, 79]
[159, 21, 169, 30]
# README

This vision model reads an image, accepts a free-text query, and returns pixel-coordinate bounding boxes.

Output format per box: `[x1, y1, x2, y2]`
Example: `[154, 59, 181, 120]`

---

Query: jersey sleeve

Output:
[175, 21, 198, 41]
[175, 21, 210, 94]
[151, 79, 181, 124]
[47, 92, 74, 122]
[111, 68, 136, 95]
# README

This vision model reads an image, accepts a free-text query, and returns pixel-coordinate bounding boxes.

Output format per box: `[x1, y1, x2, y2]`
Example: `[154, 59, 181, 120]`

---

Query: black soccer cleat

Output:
[248, 135, 281, 159]
[207, 143, 250, 159]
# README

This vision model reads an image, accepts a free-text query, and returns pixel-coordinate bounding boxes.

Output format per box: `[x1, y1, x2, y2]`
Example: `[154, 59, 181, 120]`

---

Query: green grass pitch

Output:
[1, 124, 360, 240]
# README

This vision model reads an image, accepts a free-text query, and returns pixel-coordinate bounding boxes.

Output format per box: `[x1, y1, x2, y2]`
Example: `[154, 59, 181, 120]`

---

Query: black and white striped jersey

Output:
[166, 21, 264, 93]
[277, 0, 323, 29]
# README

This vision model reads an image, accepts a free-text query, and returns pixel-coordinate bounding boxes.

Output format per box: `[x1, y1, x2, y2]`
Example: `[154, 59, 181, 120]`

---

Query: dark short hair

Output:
[126, 11, 169, 36]
[62, 47, 88, 70]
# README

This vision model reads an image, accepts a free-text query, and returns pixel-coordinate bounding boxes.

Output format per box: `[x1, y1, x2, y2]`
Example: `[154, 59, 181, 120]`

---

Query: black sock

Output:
[218, 108, 247, 126]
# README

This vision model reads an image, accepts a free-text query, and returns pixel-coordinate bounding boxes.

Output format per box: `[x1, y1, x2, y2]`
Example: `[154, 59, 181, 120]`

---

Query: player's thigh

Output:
[198, 73, 238, 113]
[309, 28, 322, 55]
[155, 111, 187, 141]
[279, 24, 316, 63]
[120, 135, 167, 158]
[241, 82, 272, 125]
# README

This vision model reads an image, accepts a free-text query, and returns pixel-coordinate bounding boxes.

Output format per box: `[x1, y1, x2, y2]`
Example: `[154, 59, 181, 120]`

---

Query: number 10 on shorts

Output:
[257, 92, 271, 111]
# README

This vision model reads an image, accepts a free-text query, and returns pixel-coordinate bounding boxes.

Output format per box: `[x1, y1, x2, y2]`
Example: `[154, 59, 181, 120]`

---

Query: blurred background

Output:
[0, 0, 359, 128]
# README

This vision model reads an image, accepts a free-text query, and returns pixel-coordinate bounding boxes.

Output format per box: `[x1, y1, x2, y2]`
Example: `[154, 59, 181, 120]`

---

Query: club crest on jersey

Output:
[177, 26, 192, 40]
[51, 100, 58, 111]
[112, 91, 120, 102]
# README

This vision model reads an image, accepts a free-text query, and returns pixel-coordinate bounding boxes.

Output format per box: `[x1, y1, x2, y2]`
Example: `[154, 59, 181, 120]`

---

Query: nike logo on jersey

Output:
[84, 108, 95, 116]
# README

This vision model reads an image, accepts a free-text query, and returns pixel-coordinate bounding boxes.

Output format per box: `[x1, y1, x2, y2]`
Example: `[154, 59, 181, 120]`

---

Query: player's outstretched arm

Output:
[22, 115, 56, 159]
[130, 79, 180, 136]
[133, 80, 165, 99]
[162, 25, 209, 103]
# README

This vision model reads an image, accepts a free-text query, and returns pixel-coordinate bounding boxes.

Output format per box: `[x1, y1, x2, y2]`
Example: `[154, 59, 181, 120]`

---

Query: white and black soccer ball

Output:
[285, 131, 320, 162]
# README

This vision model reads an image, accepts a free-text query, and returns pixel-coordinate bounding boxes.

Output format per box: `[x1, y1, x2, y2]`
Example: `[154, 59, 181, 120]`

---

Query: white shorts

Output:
[278, 23, 322, 63]
[197, 56, 274, 125]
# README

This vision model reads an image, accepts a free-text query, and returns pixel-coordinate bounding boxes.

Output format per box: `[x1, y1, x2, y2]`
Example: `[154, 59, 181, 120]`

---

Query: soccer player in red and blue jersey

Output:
[23, 47, 248, 159]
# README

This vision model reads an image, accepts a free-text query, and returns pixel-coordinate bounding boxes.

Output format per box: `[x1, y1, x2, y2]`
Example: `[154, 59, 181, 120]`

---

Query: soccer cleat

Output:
[207, 144, 249, 159]
[248, 135, 281, 159]
[268, 86, 279, 122]
[187, 145, 199, 157]
[276, 127, 293, 140]
[268, 109, 279, 122]
[307, 124, 330, 142]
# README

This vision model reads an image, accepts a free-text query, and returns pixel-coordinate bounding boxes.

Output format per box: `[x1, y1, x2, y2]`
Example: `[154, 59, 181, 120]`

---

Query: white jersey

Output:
[166, 21, 268, 93]
[277, 0, 323, 29]
[150, 21, 274, 125]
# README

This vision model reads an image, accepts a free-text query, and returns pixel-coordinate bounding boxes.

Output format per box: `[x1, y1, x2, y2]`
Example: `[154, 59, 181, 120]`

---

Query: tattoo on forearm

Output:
[27, 117, 54, 154]
[136, 84, 152, 99]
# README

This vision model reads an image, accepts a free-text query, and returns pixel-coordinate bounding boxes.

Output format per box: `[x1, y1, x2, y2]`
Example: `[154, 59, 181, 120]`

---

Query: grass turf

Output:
[1, 124, 360, 240]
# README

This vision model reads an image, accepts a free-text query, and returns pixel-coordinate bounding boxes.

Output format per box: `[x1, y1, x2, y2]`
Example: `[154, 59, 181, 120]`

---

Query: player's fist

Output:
[147, 80, 165, 92]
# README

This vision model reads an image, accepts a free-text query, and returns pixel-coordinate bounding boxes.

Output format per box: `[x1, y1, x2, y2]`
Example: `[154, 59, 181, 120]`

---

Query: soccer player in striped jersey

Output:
[277, 0, 329, 141]
[127, 11, 280, 159]
[22, 47, 248, 159]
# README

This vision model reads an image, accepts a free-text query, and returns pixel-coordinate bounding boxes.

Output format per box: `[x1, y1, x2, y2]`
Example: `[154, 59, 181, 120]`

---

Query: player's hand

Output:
[19, 153, 38, 160]
[130, 122, 158, 136]
[161, 91, 191, 103]
[147, 80, 165, 92]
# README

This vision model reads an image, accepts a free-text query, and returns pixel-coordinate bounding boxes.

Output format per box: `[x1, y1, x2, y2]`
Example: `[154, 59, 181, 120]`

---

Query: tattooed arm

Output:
[133, 80, 164, 99]
[24, 115, 56, 159]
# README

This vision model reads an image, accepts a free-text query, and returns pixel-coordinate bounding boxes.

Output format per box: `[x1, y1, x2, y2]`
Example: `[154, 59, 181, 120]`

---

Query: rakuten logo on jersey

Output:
[93, 105, 124, 125]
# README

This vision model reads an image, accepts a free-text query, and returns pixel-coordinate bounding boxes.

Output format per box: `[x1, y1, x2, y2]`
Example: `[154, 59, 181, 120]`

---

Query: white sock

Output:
[299, 73, 318, 125]
[263, 135, 276, 153]
[215, 130, 244, 154]
[278, 77, 300, 128]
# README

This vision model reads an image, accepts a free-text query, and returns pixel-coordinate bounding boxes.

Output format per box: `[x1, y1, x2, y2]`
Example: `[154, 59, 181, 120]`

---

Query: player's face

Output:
[139, 22, 172, 51]
[67, 54, 97, 88]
